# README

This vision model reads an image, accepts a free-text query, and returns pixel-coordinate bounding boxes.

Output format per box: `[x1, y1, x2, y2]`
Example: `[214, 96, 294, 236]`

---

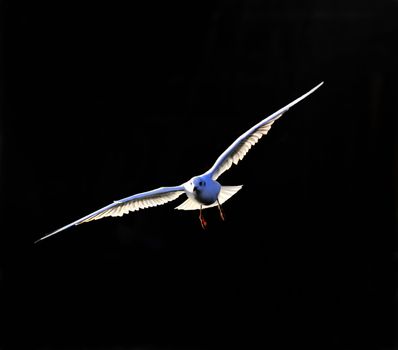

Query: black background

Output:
[2, 1, 397, 349]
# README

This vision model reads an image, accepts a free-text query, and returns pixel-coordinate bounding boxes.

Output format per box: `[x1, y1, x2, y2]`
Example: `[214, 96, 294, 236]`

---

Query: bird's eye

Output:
[199, 181, 203, 186]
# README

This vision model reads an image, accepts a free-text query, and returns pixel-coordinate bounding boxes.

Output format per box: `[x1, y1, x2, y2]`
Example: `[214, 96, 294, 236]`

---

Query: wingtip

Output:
[34, 235, 47, 244]
[312, 81, 324, 91]
[34, 230, 58, 244]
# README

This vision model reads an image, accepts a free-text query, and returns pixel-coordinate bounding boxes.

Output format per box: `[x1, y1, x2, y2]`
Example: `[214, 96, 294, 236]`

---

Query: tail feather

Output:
[175, 185, 243, 211]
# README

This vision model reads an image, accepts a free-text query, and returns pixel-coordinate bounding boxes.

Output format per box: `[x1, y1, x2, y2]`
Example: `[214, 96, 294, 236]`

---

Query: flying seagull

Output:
[35, 82, 323, 243]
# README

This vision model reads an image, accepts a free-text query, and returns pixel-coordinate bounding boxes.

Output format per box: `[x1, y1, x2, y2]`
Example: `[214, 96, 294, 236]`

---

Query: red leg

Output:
[199, 206, 207, 229]
[217, 200, 225, 221]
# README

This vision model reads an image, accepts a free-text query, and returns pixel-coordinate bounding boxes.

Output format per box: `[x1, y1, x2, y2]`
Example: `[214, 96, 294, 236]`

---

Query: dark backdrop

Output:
[2, 1, 397, 349]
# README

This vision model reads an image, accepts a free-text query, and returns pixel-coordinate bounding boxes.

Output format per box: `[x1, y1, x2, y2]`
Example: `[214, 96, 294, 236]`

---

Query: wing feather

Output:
[206, 82, 323, 180]
[35, 186, 185, 243]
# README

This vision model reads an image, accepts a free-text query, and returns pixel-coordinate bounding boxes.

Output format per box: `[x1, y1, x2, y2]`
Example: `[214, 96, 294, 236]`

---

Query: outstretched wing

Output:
[35, 186, 185, 243]
[206, 82, 323, 180]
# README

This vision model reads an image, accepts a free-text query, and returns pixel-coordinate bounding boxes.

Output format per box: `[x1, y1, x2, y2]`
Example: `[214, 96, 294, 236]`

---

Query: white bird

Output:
[35, 82, 323, 243]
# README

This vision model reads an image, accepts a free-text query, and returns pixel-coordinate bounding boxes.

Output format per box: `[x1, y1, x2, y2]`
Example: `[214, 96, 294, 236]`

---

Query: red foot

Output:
[199, 209, 207, 230]
[199, 216, 208, 230]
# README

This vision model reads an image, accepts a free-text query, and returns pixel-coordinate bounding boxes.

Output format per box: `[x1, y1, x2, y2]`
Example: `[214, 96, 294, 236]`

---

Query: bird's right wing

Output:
[206, 82, 323, 180]
[35, 185, 185, 243]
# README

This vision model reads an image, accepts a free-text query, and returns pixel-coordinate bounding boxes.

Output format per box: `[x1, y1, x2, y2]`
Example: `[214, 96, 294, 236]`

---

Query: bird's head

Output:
[190, 176, 207, 194]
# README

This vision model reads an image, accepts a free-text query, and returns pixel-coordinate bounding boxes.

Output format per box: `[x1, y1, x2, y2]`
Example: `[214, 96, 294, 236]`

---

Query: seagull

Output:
[35, 82, 323, 243]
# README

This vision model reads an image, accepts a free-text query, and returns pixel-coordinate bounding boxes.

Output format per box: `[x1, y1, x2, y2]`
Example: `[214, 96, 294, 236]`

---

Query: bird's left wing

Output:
[206, 82, 323, 180]
[35, 185, 185, 243]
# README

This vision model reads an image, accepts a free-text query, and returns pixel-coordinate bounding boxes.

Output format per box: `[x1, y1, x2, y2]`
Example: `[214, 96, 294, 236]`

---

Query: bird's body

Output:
[185, 175, 221, 206]
[35, 82, 323, 243]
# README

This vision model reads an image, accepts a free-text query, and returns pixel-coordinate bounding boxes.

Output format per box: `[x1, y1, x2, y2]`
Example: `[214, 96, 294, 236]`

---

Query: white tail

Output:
[175, 185, 243, 211]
